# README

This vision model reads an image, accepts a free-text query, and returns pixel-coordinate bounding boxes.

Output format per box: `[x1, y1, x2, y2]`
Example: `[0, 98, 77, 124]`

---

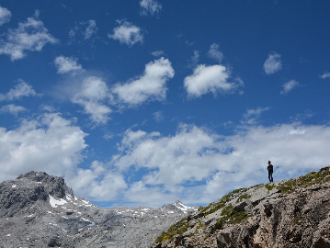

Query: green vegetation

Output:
[236, 194, 251, 203]
[278, 169, 330, 194]
[212, 204, 252, 233]
[265, 183, 275, 191]
[292, 216, 302, 224]
[155, 217, 190, 242]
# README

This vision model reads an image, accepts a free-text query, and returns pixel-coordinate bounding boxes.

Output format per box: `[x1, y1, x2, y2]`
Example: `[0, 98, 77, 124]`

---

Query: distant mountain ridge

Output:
[0, 171, 198, 248]
[151, 166, 330, 248]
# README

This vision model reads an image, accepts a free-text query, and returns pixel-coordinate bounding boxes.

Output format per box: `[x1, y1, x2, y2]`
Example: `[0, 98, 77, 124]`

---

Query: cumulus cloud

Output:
[0, 5, 11, 25]
[184, 64, 243, 98]
[320, 71, 330, 79]
[83, 20, 97, 40]
[281, 80, 299, 95]
[0, 113, 88, 182]
[108, 20, 143, 46]
[65, 161, 127, 201]
[0, 80, 38, 101]
[54, 56, 82, 74]
[207, 43, 223, 63]
[140, 0, 162, 15]
[0, 104, 27, 115]
[263, 52, 282, 74]
[72, 76, 112, 125]
[241, 107, 271, 125]
[111, 122, 330, 205]
[0, 15, 58, 61]
[112, 57, 174, 105]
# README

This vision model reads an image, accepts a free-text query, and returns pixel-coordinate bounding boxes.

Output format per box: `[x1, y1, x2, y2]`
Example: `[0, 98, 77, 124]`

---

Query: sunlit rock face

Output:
[0, 171, 198, 248]
[152, 166, 330, 248]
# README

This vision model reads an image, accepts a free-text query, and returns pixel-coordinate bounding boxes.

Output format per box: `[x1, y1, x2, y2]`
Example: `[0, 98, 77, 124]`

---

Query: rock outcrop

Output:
[151, 166, 330, 248]
[0, 171, 198, 248]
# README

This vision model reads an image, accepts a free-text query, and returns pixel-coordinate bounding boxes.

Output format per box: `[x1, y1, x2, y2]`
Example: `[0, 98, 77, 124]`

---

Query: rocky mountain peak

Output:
[17, 171, 74, 198]
[0, 171, 196, 247]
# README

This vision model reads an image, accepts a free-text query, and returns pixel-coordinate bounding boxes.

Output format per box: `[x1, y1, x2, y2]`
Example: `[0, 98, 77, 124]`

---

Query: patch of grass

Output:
[278, 169, 330, 194]
[155, 217, 189, 243]
[211, 204, 252, 233]
[231, 187, 248, 194]
[265, 183, 275, 191]
[292, 216, 302, 224]
[236, 194, 251, 203]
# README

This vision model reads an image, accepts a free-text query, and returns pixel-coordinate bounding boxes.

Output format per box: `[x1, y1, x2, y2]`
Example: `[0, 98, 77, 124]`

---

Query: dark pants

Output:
[268, 171, 273, 182]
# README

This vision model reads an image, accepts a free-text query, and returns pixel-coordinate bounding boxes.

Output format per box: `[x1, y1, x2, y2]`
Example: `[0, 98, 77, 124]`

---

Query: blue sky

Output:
[1, 0, 330, 207]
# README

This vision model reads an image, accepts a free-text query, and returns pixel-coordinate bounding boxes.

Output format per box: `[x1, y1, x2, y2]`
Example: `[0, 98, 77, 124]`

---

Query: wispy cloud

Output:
[54, 56, 82, 74]
[153, 111, 164, 122]
[0, 14, 58, 61]
[0, 104, 27, 115]
[112, 57, 174, 105]
[83, 20, 98, 40]
[108, 20, 143, 46]
[263, 52, 282, 74]
[188, 50, 199, 68]
[241, 107, 270, 125]
[281, 80, 299, 95]
[0, 5, 11, 25]
[184, 64, 243, 98]
[207, 43, 224, 63]
[320, 71, 330, 79]
[151, 50, 164, 57]
[0, 80, 38, 101]
[140, 0, 162, 16]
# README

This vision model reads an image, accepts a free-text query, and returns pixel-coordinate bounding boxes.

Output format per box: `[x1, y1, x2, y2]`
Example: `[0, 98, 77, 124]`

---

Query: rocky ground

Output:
[0, 172, 198, 248]
[151, 166, 330, 248]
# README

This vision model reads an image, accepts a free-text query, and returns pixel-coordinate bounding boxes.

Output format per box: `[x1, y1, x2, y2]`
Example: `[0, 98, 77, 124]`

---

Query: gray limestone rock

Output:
[151, 165, 330, 248]
[0, 171, 198, 248]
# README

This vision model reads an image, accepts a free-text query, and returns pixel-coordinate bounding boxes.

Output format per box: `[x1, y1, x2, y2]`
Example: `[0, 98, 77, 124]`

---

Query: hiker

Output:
[267, 161, 273, 182]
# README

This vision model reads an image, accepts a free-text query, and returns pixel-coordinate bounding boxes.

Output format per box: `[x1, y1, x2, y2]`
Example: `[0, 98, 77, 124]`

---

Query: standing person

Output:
[267, 161, 273, 182]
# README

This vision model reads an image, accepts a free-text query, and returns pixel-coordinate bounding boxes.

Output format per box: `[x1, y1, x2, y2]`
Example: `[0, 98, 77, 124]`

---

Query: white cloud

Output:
[153, 111, 164, 122]
[242, 107, 270, 125]
[263, 52, 282, 74]
[320, 71, 330, 79]
[184, 64, 243, 98]
[108, 20, 143, 46]
[0, 113, 88, 182]
[151, 50, 164, 57]
[0, 80, 38, 101]
[84, 20, 97, 40]
[65, 161, 127, 201]
[0, 15, 58, 61]
[54, 56, 82, 74]
[0, 104, 27, 115]
[111, 122, 330, 205]
[281, 80, 299, 95]
[140, 0, 162, 15]
[72, 76, 112, 124]
[207, 43, 223, 63]
[112, 57, 174, 105]
[0, 5, 11, 25]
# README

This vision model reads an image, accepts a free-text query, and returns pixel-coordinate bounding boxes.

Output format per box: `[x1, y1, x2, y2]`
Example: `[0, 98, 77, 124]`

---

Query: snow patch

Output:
[49, 195, 67, 208]
[12, 184, 17, 188]
[5, 234, 11, 237]
[168, 211, 174, 214]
